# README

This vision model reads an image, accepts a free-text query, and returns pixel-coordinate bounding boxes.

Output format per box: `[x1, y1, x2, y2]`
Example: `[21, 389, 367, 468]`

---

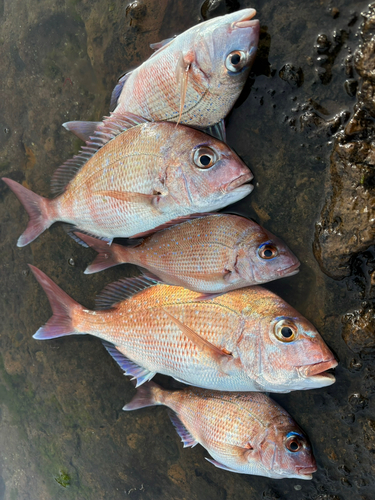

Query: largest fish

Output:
[29, 266, 337, 393]
[64, 9, 260, 142]
[2, 114, 253, 247]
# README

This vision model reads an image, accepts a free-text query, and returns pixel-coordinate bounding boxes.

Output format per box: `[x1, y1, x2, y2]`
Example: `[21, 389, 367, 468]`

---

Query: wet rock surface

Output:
[0, 0, 375, 499]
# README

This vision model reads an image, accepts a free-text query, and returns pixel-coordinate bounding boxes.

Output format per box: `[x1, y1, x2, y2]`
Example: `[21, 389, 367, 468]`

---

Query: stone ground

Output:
[0, 0, 374, 499]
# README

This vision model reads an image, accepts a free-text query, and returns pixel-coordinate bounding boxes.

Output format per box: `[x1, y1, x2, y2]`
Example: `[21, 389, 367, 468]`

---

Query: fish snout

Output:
[225, 170, 254, 193]
[231, 9, 257, 29]
[295, 464, 318, 480]
[298, 358, 338, 387]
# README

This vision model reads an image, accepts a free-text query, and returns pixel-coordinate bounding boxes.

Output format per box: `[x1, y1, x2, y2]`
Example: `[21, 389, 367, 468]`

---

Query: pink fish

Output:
[2, 114, 252, 247]
[64, 9, 260, 142]
[124, 382, 317, 479]
[29, 266, 337, 393]
[76, 214, 300, 293]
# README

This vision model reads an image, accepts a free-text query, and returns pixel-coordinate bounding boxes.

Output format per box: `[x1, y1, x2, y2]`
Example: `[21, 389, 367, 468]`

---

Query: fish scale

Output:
[80, 214, 301, 293]
[30, 267, 338, 393]
[3, 119, 253, 246]
[124, 383, 317, 479]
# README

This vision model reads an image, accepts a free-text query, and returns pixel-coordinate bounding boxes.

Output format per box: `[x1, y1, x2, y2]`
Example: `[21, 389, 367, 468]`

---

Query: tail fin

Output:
[28, 265, 83, 340]
[74, 232, 132, 274]
[2, 178, 53, 247]
[122, 381, 163, 411]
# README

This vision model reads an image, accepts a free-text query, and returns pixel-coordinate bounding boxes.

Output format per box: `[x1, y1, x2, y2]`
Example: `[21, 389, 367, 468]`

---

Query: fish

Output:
[123, 382, 317, 479]
[2, 113, 253, 247]
[76, 214, 301, 293]
[63, 9, 260, 143]
[29, 266, 337, 393]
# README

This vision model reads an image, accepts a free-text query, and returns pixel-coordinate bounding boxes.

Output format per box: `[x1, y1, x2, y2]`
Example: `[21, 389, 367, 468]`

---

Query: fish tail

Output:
[75, 233, 124, 274]
[2, 178, 54, 247]
[122, 381, 164, 411]
[28, 265, 83, 340]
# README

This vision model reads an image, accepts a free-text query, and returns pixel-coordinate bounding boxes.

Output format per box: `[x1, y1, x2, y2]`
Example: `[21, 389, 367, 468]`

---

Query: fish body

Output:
[124, 382, 317, 480]
[113, 9, 260, 127]
[30, 267, 337, 393]
[79, 214, 300, 293]
[3, 117, 252, 247]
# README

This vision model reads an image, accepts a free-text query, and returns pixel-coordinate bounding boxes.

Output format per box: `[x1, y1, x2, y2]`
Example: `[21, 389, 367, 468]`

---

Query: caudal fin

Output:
[2, 178, 53, 247]
[122, 381, 162, 411]
[74, 232, 137, 274]
[28, 265, 83, 340]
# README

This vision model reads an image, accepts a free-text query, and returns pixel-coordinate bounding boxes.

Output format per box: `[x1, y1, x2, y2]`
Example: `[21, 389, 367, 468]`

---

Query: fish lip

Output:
[231, 9, 257, 29]
[296, 465, 317, 478]
[225, 172, 254, 192]
[300, 359, 338, 379]
[233, 18, 260, 30]
[277, 261, 301, 277]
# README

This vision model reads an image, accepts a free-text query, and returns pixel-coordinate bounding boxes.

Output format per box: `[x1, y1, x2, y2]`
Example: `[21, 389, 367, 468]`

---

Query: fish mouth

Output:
[296, 465, 317, 479]
[225, 171, 254, 193]
[232, 9, 258, 29]
[277, 261, 301, 277]
[300, 359, 338, 382]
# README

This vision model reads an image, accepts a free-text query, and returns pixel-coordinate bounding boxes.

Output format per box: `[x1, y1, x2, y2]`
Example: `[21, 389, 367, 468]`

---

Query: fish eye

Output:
[274, 320, 297, 342]
[258, 244, 278, 260]
[285, 435, 303, 452]
[193, 146, 218, 169]
[225, 50, 247, 72]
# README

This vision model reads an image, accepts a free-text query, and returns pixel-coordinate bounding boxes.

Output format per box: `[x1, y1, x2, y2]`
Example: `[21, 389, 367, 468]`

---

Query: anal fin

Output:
[168, 410, 198, 448]
[102, 341, 156, 387]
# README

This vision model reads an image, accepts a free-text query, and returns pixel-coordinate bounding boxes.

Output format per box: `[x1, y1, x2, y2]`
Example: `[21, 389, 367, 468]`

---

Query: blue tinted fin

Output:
[202, 119, 226, 143]
[168, 410, 198, 448]
[110, 71, 133, 111]
[102, 341, 156, 387]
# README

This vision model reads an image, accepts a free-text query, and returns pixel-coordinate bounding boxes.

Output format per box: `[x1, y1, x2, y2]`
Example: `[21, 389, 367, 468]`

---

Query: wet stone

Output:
[348, 393, 368, 412]
[279, 63, 303, 87]
[342, 305, 375, 353]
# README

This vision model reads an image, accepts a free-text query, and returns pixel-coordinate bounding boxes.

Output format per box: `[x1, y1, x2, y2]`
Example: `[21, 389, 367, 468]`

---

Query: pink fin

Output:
[150, 37, 175, 51]
[205, 458, 238, 472]
[28, 265, 83, 340]
[129, 212, 215, 239]
[162, 309, 233, 361]
[73, 232, 135, 274]
[2, 178, 53, 247]
[95, 276, 158, 310]
[122, 381, 161, 410]
[175, 52, 194, 125]
[169, 410, 198, 448]
[63, 121, 102, 142]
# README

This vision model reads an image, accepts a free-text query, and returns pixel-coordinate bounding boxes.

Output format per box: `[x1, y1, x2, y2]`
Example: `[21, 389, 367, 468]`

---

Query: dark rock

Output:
[342, 304, 375, 353]
[279, 63, 304, 87]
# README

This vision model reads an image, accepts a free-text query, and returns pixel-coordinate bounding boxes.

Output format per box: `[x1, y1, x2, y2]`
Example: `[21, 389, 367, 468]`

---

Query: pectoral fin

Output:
[205, 458, 238, 472]
[95, 190, 158, 204]
[175, 51, 195, 124]
[162, 309, 232, 363]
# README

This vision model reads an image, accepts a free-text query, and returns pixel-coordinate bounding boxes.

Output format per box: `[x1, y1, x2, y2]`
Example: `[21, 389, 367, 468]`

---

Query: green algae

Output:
[55, 470, 71, 488]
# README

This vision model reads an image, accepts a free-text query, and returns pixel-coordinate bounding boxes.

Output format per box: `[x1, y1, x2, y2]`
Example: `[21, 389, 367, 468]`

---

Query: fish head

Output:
[256, 417, 317, 479]
[238, 295, 338, 392]
[163, 125, 253, 211]
[191, 9, 260, 93]
[235, 225, 300, 284]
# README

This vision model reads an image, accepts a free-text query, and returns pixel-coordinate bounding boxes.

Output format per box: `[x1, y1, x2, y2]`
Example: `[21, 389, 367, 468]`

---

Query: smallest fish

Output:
[76, 214, 300, 294]
[124, 382, 317, 479]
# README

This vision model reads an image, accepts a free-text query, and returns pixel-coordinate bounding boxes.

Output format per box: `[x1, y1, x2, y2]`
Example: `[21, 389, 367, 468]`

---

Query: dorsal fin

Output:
[63, 121, 102, 142]
[52, 112, 149, 195]
[95, 276, 159, 310]
[110, 71, 133, 111]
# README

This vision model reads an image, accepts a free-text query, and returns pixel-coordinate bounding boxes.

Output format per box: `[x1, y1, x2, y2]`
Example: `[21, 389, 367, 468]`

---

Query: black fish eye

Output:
[281, 327, 293, 338]
[289, 441, 299, 451]
[274, 320, 296, 342]
[200, 155, 211, 166]
[258, 244, 278, 260]
[231, 53, 241, 65]
[193, 146, 218, 169]
[264, 249, 273, 257]
[225, 50, 246, 73]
